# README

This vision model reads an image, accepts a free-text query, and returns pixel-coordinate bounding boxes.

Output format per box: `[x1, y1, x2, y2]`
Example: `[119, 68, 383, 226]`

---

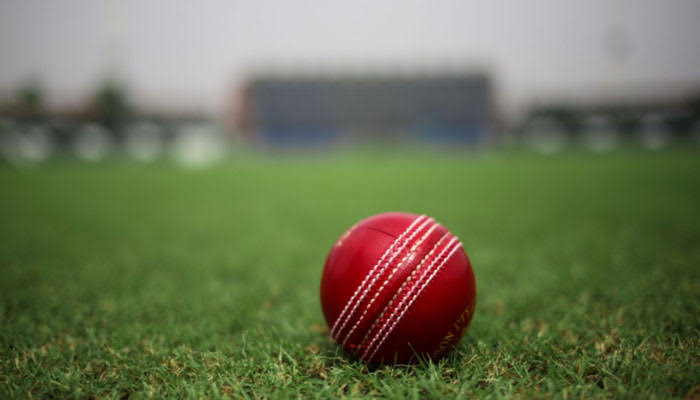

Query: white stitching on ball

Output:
[341, 221, 439, 347]
[364, 238, 463, 363]
[356, 231, 449, 353]
[330, 215, 427, 340]
[360, 236, 457, 361]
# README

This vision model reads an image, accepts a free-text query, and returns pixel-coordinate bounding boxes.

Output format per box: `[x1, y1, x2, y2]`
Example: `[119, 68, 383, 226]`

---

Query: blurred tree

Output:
[91, 81, 131, 133]
[14, 80, 45, 121]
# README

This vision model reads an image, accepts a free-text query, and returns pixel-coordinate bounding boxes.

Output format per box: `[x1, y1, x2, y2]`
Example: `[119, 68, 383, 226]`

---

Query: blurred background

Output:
[1, 0, 699, 162]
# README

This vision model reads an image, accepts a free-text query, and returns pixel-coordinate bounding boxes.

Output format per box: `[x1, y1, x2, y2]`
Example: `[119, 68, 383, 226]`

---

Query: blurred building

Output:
[519, 87, 700, 142]
[238, 72, 494, 148]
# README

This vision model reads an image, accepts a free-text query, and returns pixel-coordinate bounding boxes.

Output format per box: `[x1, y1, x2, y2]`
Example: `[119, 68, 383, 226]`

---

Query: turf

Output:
[1, 149, 699, 399]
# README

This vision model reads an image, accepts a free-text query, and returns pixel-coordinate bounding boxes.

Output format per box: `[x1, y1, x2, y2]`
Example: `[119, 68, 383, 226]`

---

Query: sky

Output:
[1, 0, 699, 117]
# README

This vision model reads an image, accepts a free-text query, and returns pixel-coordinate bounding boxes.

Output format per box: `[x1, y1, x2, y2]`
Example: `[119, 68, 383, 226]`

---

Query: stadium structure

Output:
[237, 72, 495, 148]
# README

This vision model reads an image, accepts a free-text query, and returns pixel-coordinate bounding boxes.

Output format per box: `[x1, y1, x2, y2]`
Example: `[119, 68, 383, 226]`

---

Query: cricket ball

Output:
[320, 212, 476, 364]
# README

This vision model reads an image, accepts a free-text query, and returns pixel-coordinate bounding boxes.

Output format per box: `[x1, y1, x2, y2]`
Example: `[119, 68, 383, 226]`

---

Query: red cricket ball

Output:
[320, 212, 477, 365]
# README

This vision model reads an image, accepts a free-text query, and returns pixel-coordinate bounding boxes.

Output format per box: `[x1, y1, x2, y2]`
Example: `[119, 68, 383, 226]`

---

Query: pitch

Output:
[1, 149, 698, 398]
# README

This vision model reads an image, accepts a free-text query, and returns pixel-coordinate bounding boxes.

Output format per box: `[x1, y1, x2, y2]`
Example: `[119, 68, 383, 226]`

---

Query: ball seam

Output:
[356, 231, 450, 355]
[364, 237, 463, 363]
[330, 215, 428, 341]
[361, 235, 456, 362]
[341, 221, 439, 348]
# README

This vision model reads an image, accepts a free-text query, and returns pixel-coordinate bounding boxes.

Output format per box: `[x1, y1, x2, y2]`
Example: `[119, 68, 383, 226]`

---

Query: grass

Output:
[1, 148, 699, 398]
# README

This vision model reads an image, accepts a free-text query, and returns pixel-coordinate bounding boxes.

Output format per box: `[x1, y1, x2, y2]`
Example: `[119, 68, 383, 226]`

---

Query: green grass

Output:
[1, 149, 699, 398]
